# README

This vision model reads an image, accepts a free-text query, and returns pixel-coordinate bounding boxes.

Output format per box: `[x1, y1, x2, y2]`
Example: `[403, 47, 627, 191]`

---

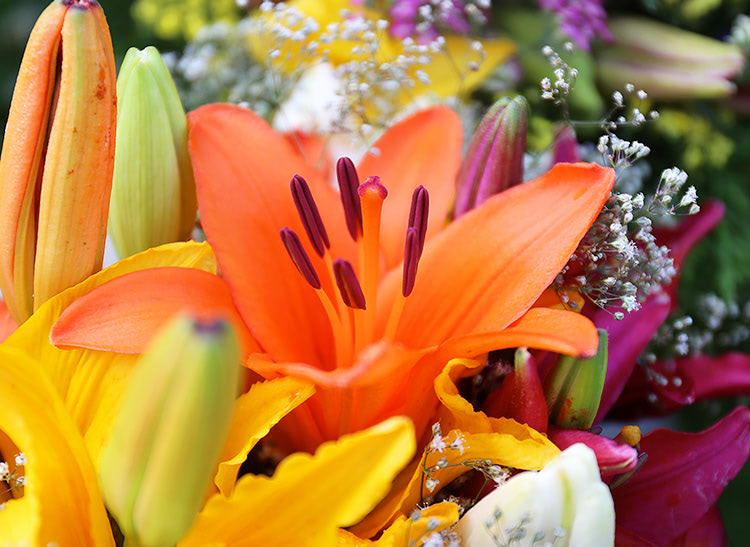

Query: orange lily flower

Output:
[51, 104, 614, 453]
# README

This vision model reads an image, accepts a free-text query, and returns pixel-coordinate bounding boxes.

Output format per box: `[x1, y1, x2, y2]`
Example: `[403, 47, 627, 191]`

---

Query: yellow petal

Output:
[214, 377, 316, 497]
[409, 36, 516, 98]
[2, 241, 217, 468]
[180, 416, 416, 546]
[351, 426, 558, 538]
[435, 358, 558, 438]
[0, 346, 113, 545]
[338, 502, 459, 546]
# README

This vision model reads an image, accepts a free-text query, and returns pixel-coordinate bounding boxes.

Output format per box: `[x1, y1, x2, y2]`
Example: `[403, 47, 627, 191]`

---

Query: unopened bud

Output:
[0, 0, 117, 322]
[597, 17, 745, 99]
[483, 348, 548, 433]
[99, 315, 241, 547]
[108, 46, 197, 258]
[453, 95, 528, 218]
[544, 330, 608, 430]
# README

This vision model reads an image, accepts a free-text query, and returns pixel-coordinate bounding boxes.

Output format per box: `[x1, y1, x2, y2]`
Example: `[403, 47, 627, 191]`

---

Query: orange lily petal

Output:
[351, 427, 559, 538]
[3, 242, 218, 469]
[338, 501, 459, 546]
[365, 308, 598, 446]
[0, 346, 113, 545]
[0, 299, 18, 342]
[378, 162, 615, 347]
[189, 103, 354, 368]
[358, 106, 462, 270]
[51, 266, 254, 354]
[434, 307, 600, 362]
[180, 417, 416, 546]
[214, 377, 315, 497]
[248, 342, 433, 451]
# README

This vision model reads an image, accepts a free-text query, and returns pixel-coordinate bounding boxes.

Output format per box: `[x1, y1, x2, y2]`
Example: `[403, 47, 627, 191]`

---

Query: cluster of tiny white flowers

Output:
[411, 0, 491, 36]
[597, 134, 651, 168]
[644, 294, 750, 361]
[649, 167, 700, 216]
[555, 192, 676, 315]
[730, 14, 750, 49]
[0, 452, 27, 507]
[539, 45, 578, 103]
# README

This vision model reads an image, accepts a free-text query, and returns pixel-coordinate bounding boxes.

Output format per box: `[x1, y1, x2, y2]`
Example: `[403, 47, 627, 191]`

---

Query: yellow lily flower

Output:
[251, 0, 515, 118]
[0, 345, 113, 545]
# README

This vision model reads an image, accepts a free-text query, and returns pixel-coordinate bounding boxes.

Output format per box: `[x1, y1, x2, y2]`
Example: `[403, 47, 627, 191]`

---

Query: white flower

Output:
[272, 62, 345, 134]
[454, 444, 615, 546]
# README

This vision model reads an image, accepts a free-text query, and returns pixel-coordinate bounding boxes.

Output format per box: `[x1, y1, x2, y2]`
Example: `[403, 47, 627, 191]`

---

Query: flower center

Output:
[280, 157, 429, 368]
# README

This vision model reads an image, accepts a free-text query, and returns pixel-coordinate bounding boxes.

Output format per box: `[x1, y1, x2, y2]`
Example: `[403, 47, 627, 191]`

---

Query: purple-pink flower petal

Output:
[612, 406, 750, 543]
[548, 426, 638, 479]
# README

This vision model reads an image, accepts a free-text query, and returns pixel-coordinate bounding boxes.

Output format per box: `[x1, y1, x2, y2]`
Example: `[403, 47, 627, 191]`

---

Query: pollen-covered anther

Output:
[333, 258, 366, 310]
[336, 157, 363, 241]
[290, 174, 330, 257]
[280, 227, 321, 289]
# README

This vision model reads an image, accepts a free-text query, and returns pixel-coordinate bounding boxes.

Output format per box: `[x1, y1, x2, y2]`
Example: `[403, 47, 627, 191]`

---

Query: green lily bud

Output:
[108, 46, 197, 258]
[99, 316, 240, 547]
[544, 329, 608, 430]
[597, 17, 745, 100]
[453, 95, 528, 218]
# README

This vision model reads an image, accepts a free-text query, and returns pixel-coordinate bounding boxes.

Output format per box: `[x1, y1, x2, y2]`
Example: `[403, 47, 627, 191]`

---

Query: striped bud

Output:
[597, 17, 745, 100]
[99, 316, 241, 547]
[0, 0, 117, 322]
[544, 329, 608, 430]
[453, 95, 527, 218]
[108, 46, 197, 258]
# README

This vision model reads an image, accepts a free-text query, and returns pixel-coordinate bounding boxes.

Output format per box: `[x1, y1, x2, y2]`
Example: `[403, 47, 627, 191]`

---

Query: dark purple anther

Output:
[407, 185, 429, 258]
[291, 174, 330, 257]
[280, 227, 321, 290]
[333, 259, 366, 310]
[336, 157, 363, 241]
[402, 227, 420, 297]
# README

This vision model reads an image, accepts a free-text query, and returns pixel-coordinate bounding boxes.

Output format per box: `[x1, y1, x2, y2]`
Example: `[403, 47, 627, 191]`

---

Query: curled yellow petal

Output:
[339, 502, 459, 546]
[180, 416, 416, 546]
[214, 377, 316, 496]
[0, 346, 113, 545]
[351, 425, 558, 538]
[2, 241, 217, 468]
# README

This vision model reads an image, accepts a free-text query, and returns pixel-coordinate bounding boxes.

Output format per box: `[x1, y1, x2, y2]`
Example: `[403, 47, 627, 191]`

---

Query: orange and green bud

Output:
[108, 46, 197, 259]
[544, 329, 608, 430]
[99, 316, 241, 547]
[453, 95, 528, 218]
[597, 17, 745, 100]
[0, 0, 117, 323]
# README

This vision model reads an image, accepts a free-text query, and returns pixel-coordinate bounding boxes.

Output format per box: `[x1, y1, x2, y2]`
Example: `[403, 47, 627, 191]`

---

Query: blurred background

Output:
[0, 0, 748, 542]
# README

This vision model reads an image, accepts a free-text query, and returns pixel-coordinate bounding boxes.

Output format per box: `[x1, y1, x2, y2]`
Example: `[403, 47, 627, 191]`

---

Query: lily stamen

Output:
[357, 177, 388, 351]
[335, 157, 363, 241]
[386, 187, 430, 340]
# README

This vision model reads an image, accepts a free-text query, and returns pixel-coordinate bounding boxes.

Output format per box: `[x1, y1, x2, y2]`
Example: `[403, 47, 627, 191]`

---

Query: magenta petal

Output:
[678, 352, 750, 402]
[613, 406, 750, 544]
[616, 352, 750, 416]
[653, 200, 725, 268]
[592, 292, 672, 423]
[548, 426, 638, 479]
[552, 125, 581, 164]
[615, 526, 658, 546]
[670, 505, 727, 546]
[653, 200, 725, 310]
